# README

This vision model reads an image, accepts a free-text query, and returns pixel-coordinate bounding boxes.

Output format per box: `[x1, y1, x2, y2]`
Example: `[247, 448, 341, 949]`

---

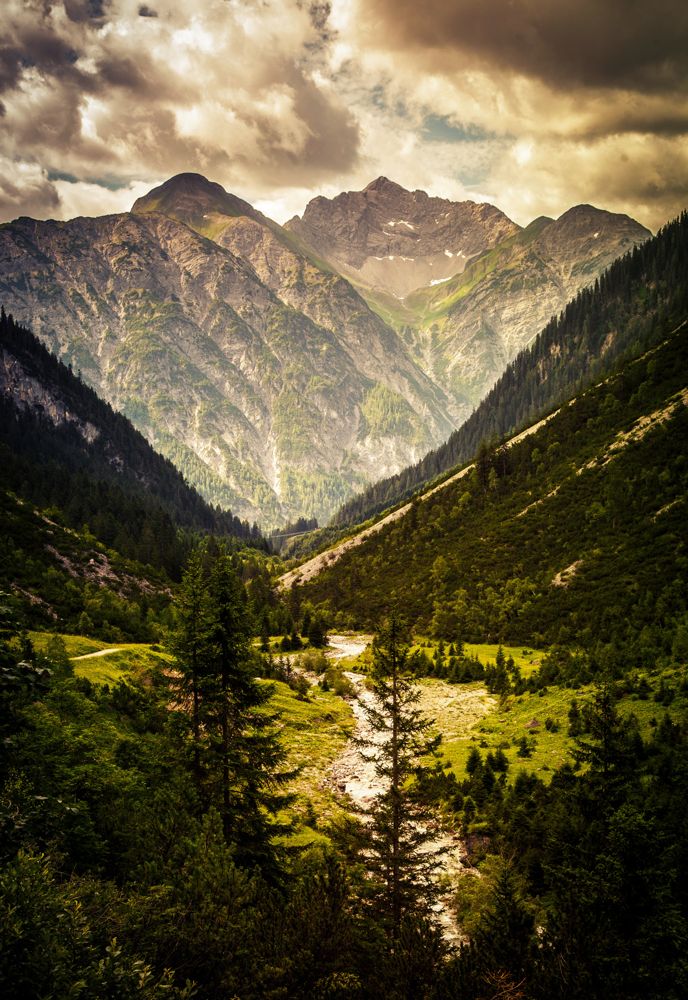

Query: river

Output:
[324, 634, 470, 943]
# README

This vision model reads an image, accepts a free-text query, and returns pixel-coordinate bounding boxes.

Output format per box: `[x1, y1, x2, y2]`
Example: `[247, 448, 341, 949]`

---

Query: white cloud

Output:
[0, 0, 360, 221]
[52, 177, 155, 219]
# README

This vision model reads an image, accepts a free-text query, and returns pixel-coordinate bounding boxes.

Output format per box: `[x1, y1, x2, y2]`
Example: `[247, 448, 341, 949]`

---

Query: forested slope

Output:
[1, 309, 268, 634]
[333, 211, 688, 528]
[300, 320, 688, 660]
[0, 309, 264, 549]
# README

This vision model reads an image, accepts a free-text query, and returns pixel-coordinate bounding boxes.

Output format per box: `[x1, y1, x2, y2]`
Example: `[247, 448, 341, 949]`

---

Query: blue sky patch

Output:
[421, 115, 498, 144]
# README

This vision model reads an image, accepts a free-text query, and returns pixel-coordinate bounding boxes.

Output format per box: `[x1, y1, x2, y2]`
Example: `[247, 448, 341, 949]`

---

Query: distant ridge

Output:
[330, 210, 686, 529]
[286, 179, 650, 424]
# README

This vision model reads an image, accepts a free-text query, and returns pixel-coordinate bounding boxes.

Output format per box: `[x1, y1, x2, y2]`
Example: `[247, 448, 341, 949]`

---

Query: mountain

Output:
[329, 211, 688, 528]
[0, 175, 452, 527]
[291, 316, 688, 654]
[287, 181, 651, 420]
[286, 176, 520, 299]
[0, 309, 269, 629]
[0, 173, 648, 528]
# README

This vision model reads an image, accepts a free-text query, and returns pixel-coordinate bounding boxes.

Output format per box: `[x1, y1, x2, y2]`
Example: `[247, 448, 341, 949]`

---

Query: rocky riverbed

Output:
[324, 635, 473, 943]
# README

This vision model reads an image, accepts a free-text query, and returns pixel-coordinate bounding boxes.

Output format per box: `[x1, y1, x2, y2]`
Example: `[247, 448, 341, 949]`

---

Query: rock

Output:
[0, 176, 452, 526]
[288, 182, 651, 423]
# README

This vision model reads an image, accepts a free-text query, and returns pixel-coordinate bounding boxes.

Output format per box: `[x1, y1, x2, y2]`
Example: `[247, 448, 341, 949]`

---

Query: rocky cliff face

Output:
[0, 176, 452, 526]
[288, 183, 651, 422]
[286, 176, 520, 299]
[0, 347, 100, 445]
[0, 174, 650, 527]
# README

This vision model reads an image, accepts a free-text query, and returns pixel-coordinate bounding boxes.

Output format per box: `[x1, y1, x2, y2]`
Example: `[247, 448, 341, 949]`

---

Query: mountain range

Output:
[288, 179, 650, 418]
[0, 173, 649, 527]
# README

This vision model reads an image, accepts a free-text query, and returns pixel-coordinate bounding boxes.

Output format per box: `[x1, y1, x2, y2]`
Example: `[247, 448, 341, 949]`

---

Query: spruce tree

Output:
[359, 613, 443, 942]
[170, 548, 214, 788]
[207, 550, 295, 876]
[471, 861, 535, 988]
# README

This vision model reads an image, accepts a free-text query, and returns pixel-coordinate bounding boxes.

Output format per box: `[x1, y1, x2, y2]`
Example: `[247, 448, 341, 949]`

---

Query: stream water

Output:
[324, 635, 469, 943]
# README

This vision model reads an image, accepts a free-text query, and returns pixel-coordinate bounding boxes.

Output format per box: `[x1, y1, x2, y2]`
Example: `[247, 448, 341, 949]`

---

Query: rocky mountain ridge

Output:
[0, 173, 650, 526]
[0, 176, 452, 526]
[288, 182, 651, 419]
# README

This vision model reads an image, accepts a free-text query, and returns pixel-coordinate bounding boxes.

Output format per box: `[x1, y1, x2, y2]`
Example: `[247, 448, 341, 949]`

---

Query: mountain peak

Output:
[132, 173, 257, 224]
[550, 203, 652, 240]
[154, 172, 220, 194]
[133, 172, 221, 209]
[363, 176, 407, 196]
[286, 178, 520, 297]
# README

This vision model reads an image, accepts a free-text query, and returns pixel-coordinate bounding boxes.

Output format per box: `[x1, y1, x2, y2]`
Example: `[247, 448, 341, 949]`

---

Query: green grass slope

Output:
[297, 320, 688, 661]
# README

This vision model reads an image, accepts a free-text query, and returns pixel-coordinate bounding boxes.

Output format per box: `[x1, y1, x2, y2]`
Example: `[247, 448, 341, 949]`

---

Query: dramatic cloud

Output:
[0, 0, 361, 220]
[360, 0, 688, 93]
[0, 0, 686, 229]
[0, 157, 60, 219]
[332, 0, 688, 230]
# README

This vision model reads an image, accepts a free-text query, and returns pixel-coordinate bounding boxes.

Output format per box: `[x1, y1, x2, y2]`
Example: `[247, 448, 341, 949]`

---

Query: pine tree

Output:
[469, 861, 534, 993]
[206, 550, 295, 876]
[359, 614, 443, 942]
[170, 548, 214, 787]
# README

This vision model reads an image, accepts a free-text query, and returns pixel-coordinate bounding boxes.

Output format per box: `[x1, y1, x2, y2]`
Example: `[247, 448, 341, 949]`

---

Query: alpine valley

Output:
[2, 182, 687, 1000]
[0, 173, 648, 528]
[4, 0, 688, 995]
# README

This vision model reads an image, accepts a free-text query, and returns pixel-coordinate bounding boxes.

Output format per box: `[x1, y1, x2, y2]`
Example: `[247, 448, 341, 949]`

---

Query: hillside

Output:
[0, 309, 271, 633]
[332, 211, 688, 528]
[293, 319, 688, 657]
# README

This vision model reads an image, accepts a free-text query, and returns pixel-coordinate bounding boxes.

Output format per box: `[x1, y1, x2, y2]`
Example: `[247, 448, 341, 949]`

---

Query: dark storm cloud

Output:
[96, 53, 158, 94]
[576, 106, 688, 140]
[0, 7, 170, 99]
[364, 0, 688, 94]
[0, 30, 83, 94]
[63, 0, 107, 23]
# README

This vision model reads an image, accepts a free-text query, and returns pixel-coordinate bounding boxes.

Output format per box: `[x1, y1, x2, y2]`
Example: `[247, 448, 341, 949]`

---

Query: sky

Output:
[1, 0, 687, 231]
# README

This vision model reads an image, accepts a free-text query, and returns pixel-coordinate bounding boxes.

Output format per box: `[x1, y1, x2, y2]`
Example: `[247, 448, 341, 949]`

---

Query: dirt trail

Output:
[325, 635, 468, 942]
[278, 406, 562, 592]
[71, 647, 123, 661]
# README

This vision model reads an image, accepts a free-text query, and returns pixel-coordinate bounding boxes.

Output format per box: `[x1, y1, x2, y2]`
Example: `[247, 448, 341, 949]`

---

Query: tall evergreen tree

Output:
[359, 614, 443, 942]
[470, 861, 535, 992]
[170, 548, 214, 787]
[206, 550, 295, 876]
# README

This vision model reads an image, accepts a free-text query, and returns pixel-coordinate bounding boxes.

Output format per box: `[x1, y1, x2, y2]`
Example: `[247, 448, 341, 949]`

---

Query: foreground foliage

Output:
[3, 583, 688, 998]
